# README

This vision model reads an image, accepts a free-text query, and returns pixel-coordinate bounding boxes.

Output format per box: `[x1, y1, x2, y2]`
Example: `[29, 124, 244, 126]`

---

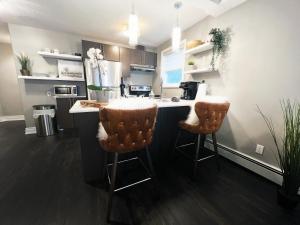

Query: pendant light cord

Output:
[174, 1, 182, 27]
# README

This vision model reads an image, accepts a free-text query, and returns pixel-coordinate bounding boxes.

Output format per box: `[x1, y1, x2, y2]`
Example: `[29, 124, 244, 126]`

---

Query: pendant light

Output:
[172, 1, 182, 51]
[128, 3, 139, 46]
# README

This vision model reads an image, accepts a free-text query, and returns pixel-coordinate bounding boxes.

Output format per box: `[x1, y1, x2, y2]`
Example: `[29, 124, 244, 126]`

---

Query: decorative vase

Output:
[20, 69, 31, 76]
[95, 90, 110, 103]
[277, 189, 299, 209]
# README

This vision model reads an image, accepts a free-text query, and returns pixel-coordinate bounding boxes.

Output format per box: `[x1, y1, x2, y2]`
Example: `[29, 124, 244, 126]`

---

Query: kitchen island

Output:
[70, 98, 192, 183]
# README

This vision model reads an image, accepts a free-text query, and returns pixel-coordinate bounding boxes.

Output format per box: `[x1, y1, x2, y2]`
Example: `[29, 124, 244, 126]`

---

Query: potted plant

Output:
[209, 28, 230, 70]
[258, 100, 300, 209]
[86, 48, 110, 103]
[17, 53, 31, 76]
[187, 60, 197, 70]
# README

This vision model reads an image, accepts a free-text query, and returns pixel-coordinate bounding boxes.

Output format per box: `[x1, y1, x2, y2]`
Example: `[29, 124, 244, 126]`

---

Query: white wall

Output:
[0, 42, 23, 116]
[8, 24, 87, 127]
[155, 0, 300, 167]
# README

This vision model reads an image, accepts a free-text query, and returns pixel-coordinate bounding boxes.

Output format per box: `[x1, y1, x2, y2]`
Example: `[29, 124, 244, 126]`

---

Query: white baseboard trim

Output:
[0, 115, 24, 122]
[25, 127, 36, 135]
[205, 139, 300, 195]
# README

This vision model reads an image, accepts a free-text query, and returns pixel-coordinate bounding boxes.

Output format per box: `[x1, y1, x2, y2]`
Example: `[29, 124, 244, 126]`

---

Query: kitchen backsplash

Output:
[125, 71, 154, 87]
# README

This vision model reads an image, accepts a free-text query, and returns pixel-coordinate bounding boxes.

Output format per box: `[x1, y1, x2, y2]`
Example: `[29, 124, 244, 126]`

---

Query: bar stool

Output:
[174, 100, 230, 177]
[99, 103, 158, 222]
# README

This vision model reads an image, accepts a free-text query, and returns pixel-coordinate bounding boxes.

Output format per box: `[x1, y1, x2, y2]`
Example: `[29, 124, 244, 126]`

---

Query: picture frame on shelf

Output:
[58, 60, 84, 80]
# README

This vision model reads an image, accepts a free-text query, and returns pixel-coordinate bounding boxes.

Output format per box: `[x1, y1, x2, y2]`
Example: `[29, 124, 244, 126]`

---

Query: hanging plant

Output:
[209, 28, 231, 70]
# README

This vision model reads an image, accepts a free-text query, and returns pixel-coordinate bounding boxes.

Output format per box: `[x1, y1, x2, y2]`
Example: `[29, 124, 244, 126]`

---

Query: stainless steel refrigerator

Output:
[85, 59, 122, 100]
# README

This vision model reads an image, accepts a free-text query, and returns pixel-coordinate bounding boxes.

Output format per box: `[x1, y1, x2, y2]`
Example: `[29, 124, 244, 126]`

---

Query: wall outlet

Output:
[255, 144, 264, 155]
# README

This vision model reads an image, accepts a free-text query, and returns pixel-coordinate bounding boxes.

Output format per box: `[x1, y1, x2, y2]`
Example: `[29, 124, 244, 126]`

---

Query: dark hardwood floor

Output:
[0, 121, 299, 225]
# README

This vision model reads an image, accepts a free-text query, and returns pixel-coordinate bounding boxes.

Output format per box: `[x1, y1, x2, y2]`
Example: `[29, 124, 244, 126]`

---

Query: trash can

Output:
[33, 105, 57, 137]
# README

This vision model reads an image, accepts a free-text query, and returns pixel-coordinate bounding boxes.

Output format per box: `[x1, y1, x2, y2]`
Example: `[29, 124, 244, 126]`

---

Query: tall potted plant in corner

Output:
[258, 100, 300, 209]
[17, 53, 31, 76]
[86, 48, 110, 102]
[209, 28, 230, 70]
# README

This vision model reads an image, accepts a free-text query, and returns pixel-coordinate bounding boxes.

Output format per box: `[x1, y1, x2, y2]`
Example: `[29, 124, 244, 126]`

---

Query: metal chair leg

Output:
[200, 134, 206, 149]
[173, 129, 181, 157]
[145, 146, 156, 177]
[107, 152, 118, 222]
[193, 134, 201, 177]
[212, 133, 220, 171]
[103, 151, 108, 180]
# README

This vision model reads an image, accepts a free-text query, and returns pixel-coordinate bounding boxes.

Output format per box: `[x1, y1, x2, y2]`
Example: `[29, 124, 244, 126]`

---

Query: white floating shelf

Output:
[185, 43, 213, 55]
[18, 75, 85, 82]
[38, 51, 82, 61]
[184, 68, 217, 74]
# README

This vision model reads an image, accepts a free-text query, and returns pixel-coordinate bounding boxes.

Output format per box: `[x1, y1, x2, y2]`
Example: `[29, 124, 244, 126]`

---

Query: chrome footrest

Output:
[106, 156, 152, 193]
[175, 141, 216, 163]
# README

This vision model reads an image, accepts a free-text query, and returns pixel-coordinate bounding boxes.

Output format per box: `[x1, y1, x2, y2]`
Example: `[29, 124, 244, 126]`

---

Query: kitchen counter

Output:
[69, 98, 192, 113]
[54, 95, 86, 99]
[70, 98, 192, 183]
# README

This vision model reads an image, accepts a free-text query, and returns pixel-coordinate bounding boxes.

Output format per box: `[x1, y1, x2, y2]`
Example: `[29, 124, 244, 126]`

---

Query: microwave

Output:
[53, 85, 78, 96]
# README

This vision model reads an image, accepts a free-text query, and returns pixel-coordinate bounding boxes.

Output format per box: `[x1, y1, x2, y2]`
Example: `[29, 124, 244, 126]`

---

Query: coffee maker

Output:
[179, 81, 199, 100]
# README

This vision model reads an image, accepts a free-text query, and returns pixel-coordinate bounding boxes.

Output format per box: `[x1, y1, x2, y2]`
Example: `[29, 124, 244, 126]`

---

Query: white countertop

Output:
[54, 95, 86, 99]
[69, 98, 192, 114]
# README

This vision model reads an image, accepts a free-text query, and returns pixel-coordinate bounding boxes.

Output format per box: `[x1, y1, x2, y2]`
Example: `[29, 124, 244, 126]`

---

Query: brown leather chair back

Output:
[195, 101, 230, 134]
[180, 101, 230, 134]
[99, 106, 158, 153]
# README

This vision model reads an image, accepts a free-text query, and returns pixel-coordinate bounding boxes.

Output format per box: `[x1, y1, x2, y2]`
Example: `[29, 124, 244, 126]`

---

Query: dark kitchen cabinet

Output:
[129, 49, 157, 66]
[102, 44, 120, 61]
[120, 47, 131, 77]
[81, 40, 157, 79]
[56, 97, 86, 130]
[130, 49, 143, 65]
[144, 51, 157, 67]
[82, 40, 102, 59]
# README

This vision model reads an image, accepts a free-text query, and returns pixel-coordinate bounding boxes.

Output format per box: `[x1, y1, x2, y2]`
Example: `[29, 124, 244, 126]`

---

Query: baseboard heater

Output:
[206, 139, 282, 175]
[205, 139, 300, 195]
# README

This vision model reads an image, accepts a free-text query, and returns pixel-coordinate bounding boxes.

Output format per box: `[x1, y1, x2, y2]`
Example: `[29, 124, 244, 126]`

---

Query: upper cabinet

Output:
[82, 40, 102, 59]
[129, 49, 157, 66]
[82, 40, 157, 77]
[129, 49, 143, 65]
[120, 47, 131, 77]
[144, 51, 157, 67]
[102, 44, 120, 62]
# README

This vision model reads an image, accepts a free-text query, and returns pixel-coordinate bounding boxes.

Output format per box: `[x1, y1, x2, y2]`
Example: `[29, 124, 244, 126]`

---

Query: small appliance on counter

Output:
[53, 85, 78, 97]
[179, 81, 199, 100]
[129, 85, 151, 97]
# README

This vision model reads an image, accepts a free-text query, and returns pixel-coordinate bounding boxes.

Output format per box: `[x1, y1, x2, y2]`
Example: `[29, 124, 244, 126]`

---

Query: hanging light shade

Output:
[172, 26, 181, 51]
[172, 1, 182, 51]
[128, 5, 139, 46]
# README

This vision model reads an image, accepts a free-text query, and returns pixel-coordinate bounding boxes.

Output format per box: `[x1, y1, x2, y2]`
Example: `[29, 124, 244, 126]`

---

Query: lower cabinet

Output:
[56, 97, 85, 130]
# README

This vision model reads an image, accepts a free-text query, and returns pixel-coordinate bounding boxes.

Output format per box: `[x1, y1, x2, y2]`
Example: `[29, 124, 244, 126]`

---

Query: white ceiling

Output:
[0, 0, 246, 47]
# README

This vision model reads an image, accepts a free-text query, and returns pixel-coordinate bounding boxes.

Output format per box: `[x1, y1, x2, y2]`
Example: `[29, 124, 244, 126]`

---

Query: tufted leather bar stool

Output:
[99, 104, 158, 222]
[174, 101, 230, 177]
